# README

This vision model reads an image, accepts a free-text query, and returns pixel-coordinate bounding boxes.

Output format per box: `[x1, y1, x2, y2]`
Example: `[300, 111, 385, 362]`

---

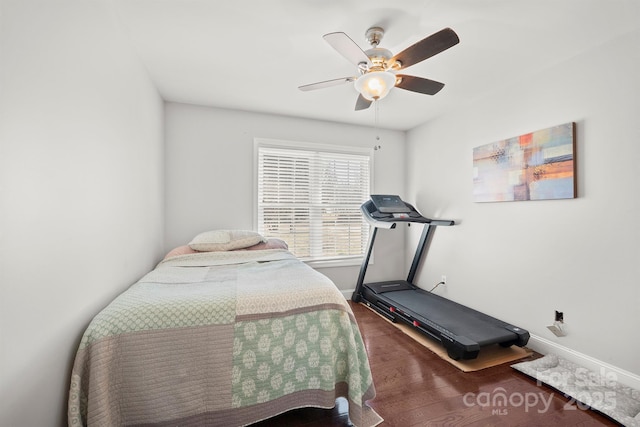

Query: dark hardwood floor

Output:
[254, 301, 618, 426]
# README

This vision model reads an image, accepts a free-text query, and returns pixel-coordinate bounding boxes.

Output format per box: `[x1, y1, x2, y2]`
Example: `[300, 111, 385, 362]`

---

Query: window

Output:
[255, 139, 372, 265]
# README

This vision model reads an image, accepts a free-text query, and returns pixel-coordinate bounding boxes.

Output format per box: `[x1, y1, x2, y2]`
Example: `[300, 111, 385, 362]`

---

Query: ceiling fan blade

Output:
[395, 74, 445, 95]
[298, 76, 356, 92]
[391, 28, 459, 70]
[355, 94, 373, 111]
[323, 32, 372, 67]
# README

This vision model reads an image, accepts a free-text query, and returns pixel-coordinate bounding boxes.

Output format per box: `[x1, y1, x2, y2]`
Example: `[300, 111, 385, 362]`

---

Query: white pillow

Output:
[234, 238, 289, 251]
[189, 230, 266, 252]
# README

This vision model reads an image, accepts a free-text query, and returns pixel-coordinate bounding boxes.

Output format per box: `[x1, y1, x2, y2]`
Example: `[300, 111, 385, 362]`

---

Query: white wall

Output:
[164, 102, 406, 290]
[0, 1, 164, 426]
[406, 29, 640, 377]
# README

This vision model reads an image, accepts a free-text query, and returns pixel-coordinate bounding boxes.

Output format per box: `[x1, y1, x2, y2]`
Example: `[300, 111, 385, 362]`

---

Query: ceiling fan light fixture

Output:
[300, 27, 459, 110]
[354, 71, 396, 101]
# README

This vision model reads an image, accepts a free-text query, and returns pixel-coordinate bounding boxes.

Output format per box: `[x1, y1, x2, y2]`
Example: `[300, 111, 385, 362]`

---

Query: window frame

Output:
[254, 138, 374, 268]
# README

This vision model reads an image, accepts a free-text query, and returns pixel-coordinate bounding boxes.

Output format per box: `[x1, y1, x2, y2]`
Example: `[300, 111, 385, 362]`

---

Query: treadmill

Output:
[352, 195, 529, 360]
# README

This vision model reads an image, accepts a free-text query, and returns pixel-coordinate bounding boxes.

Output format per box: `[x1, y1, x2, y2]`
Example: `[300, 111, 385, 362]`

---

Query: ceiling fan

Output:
[299, 26, 460, 110]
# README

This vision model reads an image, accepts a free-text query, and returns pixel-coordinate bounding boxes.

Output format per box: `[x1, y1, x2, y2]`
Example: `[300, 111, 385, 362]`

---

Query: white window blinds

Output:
[256, 142, 371, 262]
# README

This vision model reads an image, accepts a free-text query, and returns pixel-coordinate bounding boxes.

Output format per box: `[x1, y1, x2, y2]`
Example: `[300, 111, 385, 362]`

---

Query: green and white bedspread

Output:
[68, 249, 381, 426]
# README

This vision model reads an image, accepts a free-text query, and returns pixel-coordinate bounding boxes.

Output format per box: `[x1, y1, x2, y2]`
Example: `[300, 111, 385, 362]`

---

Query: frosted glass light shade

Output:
[354, 71, 396, 101]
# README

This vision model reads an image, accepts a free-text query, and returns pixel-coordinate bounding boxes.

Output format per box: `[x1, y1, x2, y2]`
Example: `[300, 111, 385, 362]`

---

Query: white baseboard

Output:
[522, 335, 640, 390]
[343, 286, 640, 390]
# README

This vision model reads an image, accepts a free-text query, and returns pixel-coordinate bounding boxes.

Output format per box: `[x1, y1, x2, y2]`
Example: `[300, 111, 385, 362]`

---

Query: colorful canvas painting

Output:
[473, 123, 576, 202]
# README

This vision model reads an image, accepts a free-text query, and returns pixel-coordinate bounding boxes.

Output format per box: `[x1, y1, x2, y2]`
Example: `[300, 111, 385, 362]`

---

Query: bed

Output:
[68, 230, 381, 426]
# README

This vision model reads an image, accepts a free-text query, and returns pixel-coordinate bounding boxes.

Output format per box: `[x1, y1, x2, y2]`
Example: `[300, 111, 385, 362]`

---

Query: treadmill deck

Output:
[376, 287, 517, 345]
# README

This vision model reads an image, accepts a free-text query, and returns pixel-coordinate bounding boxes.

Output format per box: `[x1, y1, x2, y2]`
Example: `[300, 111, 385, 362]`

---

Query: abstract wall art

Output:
[473, 122, 576, 202]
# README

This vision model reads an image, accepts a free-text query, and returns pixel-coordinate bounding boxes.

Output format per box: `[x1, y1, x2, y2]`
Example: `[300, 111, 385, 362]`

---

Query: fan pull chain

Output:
[374, 100, 381, 142]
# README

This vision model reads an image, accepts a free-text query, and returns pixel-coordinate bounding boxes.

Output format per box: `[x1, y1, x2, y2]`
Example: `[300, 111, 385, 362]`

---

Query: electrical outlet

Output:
[441, 275, 447, 285]
[548, 310, 566, 337]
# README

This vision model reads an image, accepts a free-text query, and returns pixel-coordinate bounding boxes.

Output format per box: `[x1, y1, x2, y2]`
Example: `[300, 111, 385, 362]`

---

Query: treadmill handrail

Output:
[361, 204, 394, 229]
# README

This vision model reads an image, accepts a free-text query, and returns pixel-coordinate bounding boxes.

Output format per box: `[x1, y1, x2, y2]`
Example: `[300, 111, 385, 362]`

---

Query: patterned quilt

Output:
[68, 249, 381, 426]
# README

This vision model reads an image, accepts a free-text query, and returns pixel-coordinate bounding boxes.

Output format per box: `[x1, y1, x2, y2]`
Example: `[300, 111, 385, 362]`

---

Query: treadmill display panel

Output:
[370, 195, 411, 213]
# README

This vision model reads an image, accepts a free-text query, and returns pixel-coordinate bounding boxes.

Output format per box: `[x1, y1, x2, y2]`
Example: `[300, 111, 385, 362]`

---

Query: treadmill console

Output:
[362, 195, 454, 228]
[370, 195, 411, 213]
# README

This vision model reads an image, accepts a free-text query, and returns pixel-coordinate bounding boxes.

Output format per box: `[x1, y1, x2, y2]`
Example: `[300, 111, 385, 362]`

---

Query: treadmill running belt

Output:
[383, 290, 516, 345]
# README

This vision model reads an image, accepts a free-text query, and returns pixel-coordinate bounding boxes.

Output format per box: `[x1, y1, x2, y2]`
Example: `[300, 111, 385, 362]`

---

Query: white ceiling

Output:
[113, 0, 639, 131]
